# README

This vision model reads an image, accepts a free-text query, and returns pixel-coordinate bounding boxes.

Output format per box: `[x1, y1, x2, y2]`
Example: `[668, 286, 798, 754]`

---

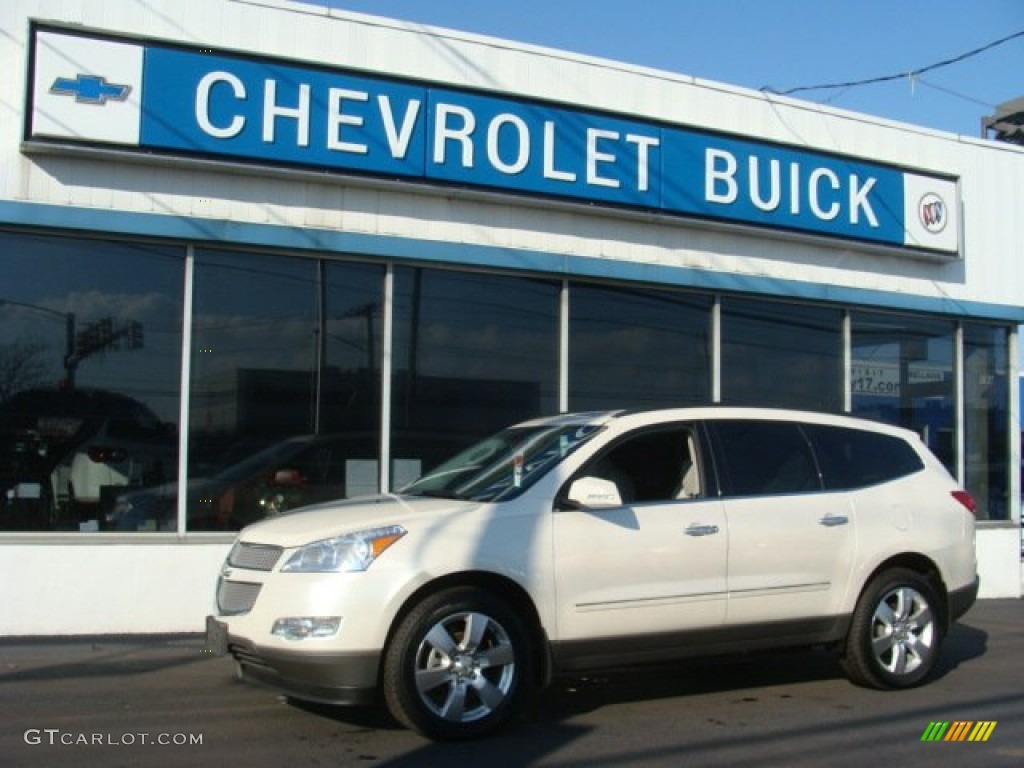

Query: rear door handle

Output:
[819, 514, 849, 527]
[685, 523, 720, 536]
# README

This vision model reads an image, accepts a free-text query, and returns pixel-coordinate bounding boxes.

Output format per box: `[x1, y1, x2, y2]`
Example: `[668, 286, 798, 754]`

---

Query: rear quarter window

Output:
[710, 420, 821, 497]
[803, 424, 924, 490]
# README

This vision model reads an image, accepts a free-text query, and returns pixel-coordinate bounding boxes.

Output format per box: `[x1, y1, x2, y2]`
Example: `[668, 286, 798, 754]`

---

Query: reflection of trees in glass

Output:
[0, 342, 49, 401]
[1, 232, 184, 423]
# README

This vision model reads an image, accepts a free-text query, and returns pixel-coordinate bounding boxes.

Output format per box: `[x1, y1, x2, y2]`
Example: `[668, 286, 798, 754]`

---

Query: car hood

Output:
[236, 493, 482, 548]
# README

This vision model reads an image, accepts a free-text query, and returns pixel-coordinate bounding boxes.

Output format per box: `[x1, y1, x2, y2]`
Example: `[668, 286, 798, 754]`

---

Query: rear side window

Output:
[803, 424, 924, 490]
[710, 420, 821, 497]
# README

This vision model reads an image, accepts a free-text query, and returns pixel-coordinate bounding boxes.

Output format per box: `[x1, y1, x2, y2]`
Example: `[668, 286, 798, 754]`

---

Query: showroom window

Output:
[390, 267, 561, 488]
[963, 323, 1010, 521]
[850, 312, 956, 474]
[0, 232, 183, 532]
[720, 298, 843, 411]
[184, 249, 385, 531]
[569, 284, 711, 411]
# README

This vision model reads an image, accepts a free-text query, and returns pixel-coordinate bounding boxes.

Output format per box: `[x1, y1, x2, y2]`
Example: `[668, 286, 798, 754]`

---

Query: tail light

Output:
[87, 446, 127, 464]
[951, 490, 976, 516]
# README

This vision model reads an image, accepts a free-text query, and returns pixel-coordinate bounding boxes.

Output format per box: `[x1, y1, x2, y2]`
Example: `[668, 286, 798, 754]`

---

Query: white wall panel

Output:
[0, 543, 232, 635]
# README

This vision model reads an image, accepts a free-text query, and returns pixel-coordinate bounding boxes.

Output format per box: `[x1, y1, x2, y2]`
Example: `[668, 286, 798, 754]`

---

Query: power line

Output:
[764, 29, 1024, 96]
[914, 77, 996, 109]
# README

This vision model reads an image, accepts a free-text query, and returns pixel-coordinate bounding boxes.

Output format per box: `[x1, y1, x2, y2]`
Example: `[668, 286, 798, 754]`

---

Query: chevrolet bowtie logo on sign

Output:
[921, 721, 998, 742]
[50, 74, 131, 105]
[25, 23, 962, 258]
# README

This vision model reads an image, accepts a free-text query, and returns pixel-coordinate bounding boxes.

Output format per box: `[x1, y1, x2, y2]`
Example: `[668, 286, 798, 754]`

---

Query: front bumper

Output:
[206, 616, 380, 706]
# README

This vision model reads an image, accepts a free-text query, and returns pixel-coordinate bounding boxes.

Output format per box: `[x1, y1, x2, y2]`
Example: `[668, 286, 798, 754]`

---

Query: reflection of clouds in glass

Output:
[1, 292, 177, 339]
[0, 303, 68, 348]
[192, 312, 372, 374]
[416, 322, 553, 380]
[193, 312, 313, 373]
[62, 289, 171, 320]
[1, 291, 183, 421]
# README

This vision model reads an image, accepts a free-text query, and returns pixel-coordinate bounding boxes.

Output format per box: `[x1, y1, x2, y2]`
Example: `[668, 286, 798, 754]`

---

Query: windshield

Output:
[401, 422, 603, 502]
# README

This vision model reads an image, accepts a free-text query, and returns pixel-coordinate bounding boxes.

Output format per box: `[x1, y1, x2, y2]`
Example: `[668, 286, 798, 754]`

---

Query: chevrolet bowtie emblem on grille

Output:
[50, 74, 131, 104]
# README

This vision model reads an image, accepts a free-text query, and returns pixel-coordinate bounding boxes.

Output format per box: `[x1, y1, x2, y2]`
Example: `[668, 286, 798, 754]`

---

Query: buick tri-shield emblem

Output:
[918, 192, 948, 234]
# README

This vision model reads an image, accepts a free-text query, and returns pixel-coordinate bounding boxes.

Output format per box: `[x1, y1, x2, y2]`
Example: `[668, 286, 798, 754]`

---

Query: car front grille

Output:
[217, 579, 262, 615]
[228, 542, 284, 572]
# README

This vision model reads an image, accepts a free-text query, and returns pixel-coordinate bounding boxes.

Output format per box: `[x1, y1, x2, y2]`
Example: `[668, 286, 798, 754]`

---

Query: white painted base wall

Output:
[975, 527, 1023, 599]
[0, 541, 232, 636]
[0, 529, 1018, 636]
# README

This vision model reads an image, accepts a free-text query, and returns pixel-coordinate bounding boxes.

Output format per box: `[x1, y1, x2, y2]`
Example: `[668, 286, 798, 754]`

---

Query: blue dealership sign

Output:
[142, 48, 429, 177]
[27, 25, 960, 256]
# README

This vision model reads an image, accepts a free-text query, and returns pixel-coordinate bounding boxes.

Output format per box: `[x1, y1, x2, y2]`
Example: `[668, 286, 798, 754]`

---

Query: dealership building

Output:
[0, 0, 1021, 635]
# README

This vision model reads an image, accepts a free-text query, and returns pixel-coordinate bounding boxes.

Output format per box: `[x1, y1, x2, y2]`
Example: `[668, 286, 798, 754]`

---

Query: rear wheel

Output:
[382, 586, 532, 740]
[842, 568, 943, 689]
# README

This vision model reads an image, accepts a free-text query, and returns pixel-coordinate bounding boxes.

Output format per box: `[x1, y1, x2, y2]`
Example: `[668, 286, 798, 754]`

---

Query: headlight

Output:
[281, 525, 406, 573]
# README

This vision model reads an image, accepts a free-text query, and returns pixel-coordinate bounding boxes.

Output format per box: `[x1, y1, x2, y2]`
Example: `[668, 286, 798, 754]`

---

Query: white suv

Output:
[207, 408, 979, 740]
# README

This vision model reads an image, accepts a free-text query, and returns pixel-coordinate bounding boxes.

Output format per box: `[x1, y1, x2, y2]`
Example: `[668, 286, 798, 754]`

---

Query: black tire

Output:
[842, 568, 944, 689]
[382, 586, 533, 740]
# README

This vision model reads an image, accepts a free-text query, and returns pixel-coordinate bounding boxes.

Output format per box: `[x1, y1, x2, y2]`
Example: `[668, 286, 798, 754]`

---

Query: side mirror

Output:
[566, 476, 623, 509]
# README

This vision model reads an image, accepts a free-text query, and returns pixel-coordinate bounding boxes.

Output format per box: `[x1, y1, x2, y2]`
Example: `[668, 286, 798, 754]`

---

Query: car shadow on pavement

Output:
[289, 617, 990, 741]
[0, 635, 213, 685]
[542, 617, 987, 718]
[932, 619, 989, 677]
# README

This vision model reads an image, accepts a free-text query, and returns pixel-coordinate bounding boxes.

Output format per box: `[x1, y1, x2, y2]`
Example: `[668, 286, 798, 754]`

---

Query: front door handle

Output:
[685, 523, 720, 536]
[819, 514, 849, 527]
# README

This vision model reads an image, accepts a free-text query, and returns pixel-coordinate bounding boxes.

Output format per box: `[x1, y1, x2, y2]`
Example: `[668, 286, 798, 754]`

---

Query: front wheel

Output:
[842, 568, 944, 689]
[382, 587, 533, 740]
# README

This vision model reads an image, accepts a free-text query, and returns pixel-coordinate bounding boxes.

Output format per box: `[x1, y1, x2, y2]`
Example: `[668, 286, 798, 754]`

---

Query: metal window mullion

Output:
[559, 279, 569, 413]
[313, 260, 326, 434]
[176, 246, 195, 538]
[379, 264, 394, 493]
[711, 297, 721, 403]
[954, 322, 965, 486]
[842, 310, 852, 412]
[1009, 326, 1020, 525]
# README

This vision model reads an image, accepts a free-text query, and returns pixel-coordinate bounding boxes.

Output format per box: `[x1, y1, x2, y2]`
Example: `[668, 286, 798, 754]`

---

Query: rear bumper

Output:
[948, 575, 980, 624]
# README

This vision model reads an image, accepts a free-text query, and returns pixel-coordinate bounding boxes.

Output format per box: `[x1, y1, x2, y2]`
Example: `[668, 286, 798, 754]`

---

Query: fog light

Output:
[271, 617, 341, 640]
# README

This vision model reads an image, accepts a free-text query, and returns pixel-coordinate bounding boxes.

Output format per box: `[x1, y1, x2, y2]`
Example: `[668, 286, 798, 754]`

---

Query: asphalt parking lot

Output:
[0, 598, 1021, 768]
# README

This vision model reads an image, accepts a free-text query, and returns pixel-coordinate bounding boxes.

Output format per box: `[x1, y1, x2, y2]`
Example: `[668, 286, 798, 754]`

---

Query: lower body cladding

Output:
[207, 616, 380, 706]
[205, 573, 980, 740]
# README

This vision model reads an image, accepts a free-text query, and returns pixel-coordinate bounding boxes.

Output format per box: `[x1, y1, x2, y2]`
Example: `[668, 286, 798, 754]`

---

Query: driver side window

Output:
[575, 426, 702, 506]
